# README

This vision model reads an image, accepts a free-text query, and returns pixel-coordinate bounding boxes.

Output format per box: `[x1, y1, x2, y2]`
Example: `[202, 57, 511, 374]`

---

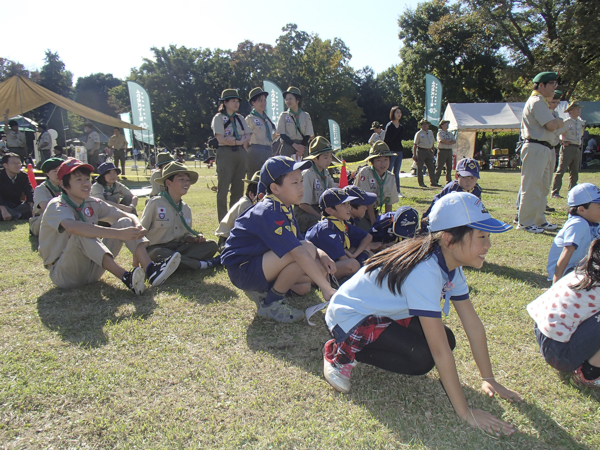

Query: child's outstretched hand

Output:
[482, 379, 522, 402]
[465, 408, 515, 436]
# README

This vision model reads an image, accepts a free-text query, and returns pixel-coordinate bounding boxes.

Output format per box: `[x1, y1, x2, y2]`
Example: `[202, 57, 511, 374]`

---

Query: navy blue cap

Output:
[344, 185, 377, 206]
[456, 158, 480, 179]
[392, 206, 419, 238]
[319, 188, 359, 210]
[97, 162, 121, 176]
[259, 156, 311, 194]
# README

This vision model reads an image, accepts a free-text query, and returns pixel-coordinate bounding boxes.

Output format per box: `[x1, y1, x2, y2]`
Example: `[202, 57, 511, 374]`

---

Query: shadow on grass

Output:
[28, 234, 38, 251]
[476, 262, 550, 289]
[0, 220, 20, 232]
[37, 283, 157, 347]
[158, 267, 238, 304]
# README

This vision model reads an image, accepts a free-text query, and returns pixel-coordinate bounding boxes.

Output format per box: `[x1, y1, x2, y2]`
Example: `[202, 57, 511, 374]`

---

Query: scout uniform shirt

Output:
[245, 112, 275, 146]
[305, 218, 368, 261]
[85, 131, 100, 152]
[521, 95, 556, 144]
[32, 180, 61, 216]
[150, 170, 166, 196]
[560, 117, 584, 146]
[141, 195, 195, 245]
[437, 130, 455, 149]
[354, 166, 399, 209]
[37, 131, 52, 153]
[276, 110, 314, 141]
[5, 128, 26, 149]
[91, 181, 133, 205]
[211, 113, 252, 141]
[215, 195, 254, 238]
[108, 133, 128, 150]
[414, 129, 435, 149]
[300, 164, 336, 206]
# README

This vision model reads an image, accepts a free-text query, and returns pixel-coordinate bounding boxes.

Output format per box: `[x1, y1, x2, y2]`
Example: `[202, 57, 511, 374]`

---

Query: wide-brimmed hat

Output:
[532, 72, 559, 83]
[156, 152, 175, 167]
[365, 141, 395, 161]
[565, 101, 581, 112]
[219, 89, 242, 102]
[419, 118, 430, 126]
[248, 87, 269, 102]
[283, 86, 302, 97]
[97, 162, 121, 177]
[370, 121, 383, 130]
[439, 120, 450, 127]
[57, 158, 94, 181]
[243, 171, 260, 184]
[304, 136, 334, 160]
[155, 162, 199, 186]
[40, 157, 64, 173]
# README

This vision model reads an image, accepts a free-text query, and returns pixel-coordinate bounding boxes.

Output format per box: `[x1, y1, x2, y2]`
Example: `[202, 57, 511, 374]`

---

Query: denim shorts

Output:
[226, 254, 271, 292]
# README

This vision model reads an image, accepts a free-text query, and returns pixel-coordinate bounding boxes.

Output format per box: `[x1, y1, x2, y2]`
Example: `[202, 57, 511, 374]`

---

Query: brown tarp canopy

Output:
[0, 75, 143, 130]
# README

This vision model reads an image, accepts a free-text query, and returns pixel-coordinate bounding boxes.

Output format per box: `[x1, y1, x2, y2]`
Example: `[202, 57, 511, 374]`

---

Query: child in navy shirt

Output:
[306, 188, 373, 279]
[547, 183, 600, 283]
[370, 206, 419, 251]
[221, 156, 337, 323]
[344, 185, 377, 232]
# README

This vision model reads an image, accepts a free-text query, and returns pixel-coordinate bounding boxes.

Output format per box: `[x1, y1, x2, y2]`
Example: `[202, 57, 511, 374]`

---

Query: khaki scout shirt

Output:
[5, 129, 26, 148]
[150, 170, 166, 196]
[108, 133, 128, 150]
[414, 129, 435, 149]
[276, 111, 314, 141]
[245, 113, 275, 146]
[141, 195, 195, 246]
[38, 131, 52, 152]
[354, 166, 398, 208]
[215, 195, 254, 238]
[32, 181, 60, 216]
[85, 131, 100, 152]
[521, 95, 556, 144]
[91, 181, 133, 204]
[437, 130, 456, 149]
[39, 196, 123, 266]
[211, 113, 252, 140]
[560, 117, 583, 146]
[300, 165, 336, 205]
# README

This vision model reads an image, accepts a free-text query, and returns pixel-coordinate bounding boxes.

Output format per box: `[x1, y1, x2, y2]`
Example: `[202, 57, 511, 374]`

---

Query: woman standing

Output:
[211, 89, 252, 221]
[245, 87, 276, 178]
[276, 86, 314, 160]
[384, 106, 404, 197]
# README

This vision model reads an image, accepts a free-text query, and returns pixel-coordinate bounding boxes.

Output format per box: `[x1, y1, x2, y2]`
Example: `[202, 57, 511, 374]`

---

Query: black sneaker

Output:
[147, 252, 181, 286]
[123, 267, 146, 295]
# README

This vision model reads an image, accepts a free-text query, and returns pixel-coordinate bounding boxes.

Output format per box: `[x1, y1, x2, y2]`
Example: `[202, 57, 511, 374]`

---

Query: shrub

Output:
[337, 141, 414, 162]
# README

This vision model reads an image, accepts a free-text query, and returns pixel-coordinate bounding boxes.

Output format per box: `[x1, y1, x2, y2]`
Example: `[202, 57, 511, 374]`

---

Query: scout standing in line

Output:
[29, 157, 63, 236]
[245, 87, 276, 179]
[91, 162, 138, 214]
[276, 86, 314, 160]
[36, 123, 53, 163]
[38, 158, 180, 293]
[295, 136, 337, 234]
[141, 162, 219, 271]
[412, 119, 439, 187]
[354, 141, 399, 228]
[551, 102, 584, 199]
[211, 88, 252, 221]
[434, 120, 456, 185]
[150, 152, 175, 196]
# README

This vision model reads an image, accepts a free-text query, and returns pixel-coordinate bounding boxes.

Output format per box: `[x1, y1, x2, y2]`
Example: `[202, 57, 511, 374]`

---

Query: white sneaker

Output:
[398, 191, 405, 198]
[540, 222, 558, 231]
[324, 358, 357, 394]
[147, 252, 181, 286]
[516, 224, 545, 234]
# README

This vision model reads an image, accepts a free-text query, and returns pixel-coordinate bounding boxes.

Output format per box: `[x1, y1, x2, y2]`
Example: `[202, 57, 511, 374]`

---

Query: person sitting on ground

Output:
[29, 157, 63, 236]
[295, 136, 337, 234]
[150, 152, 175, 197]
[306, 188, 373, 279]
[53, 145, 67, 160]
[368, 121, 385, 145]
[421, 158, 482, 232]
[141, 162, 219, 271]
[370, 206, 419, 251]
[0, 152, 33, 221]
[215, 171, 259, 250]
[91, 162, 138, 215]
[547, 183, 600, 283]
[221, 156, 337, 323]
[344, 185, 377, 232]
[38, 158, 180, 293]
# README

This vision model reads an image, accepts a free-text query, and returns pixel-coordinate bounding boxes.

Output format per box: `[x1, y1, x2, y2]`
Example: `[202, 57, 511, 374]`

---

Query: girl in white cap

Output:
[322, 191, 521, 435]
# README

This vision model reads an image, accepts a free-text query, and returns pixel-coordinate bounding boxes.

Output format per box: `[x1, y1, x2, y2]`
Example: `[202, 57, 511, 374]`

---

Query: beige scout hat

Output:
[156, 152, 175, 167]
[419, 118, 431, 126]
[365, 141, 395, 162]
[219, 89, 242, 101]
[304, 136, 334, 161]
[155, 162, 199, 186]
[439, 120, 450, 127]
[565, 101, 581, 112]
[283, 86, 302, 97]
[248, 87, 269, 102]
[243, 171, 260, 184]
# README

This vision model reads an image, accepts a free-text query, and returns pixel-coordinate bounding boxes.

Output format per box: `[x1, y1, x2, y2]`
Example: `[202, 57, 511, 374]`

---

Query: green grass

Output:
[1, 161, 599, 449]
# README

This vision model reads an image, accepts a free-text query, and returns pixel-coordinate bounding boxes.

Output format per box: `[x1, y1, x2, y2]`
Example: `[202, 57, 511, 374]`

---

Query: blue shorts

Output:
[226, 254, 271, 292]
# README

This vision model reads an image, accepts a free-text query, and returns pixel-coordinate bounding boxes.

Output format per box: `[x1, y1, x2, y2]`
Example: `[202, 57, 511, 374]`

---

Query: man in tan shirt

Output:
[435, 120, 456, 185]
[412, 119, 438, 187]
[108, 127, 128, 175]
[3, 109, 27, 162]
[551, 102, 584, 198]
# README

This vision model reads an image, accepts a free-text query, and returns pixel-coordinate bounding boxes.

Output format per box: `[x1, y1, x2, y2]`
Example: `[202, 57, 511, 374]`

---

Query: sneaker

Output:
[545, 206, 555, 212]
[540, 222, 558, 231]
[257, 299, 304, 323]
[551, 194, 563, 199]
[398, 191, 405, 198]
[147, 252, 181, 286]
[244, 290, 267, 307]
[572, 366, 600, 388]
[516, 224, 545, 234]
[123, 267, 146, 295]
[323, 340, 356, 393]
[199, 257, 222, 270]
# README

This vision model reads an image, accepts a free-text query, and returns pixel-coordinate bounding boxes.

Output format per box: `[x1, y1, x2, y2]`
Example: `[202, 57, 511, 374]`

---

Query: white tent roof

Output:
[443, 103, 525, 132]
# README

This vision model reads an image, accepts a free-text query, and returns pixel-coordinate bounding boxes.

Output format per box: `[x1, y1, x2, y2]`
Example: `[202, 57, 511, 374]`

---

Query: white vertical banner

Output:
[119, 113, 134, 148]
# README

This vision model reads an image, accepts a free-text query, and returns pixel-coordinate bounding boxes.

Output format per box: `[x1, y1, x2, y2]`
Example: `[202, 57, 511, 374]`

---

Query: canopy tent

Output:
[0, 75, 143, 131]
[578, 101, 600, 126]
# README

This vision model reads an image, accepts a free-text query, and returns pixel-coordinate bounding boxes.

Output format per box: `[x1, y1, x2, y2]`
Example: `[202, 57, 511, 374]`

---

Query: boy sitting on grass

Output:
[91, 162, 138, 214]
[38, 158, 181, 294]
[344, 185, 377, 232]
[306, 188, 373, 279]
[29, 157, 63, 236]
[221, 156, 337, 323]
[370, 206, 419, 251]
[547, 183, 600, 283]
[141, 162, 219, 271]
[150, 152, 175, 197]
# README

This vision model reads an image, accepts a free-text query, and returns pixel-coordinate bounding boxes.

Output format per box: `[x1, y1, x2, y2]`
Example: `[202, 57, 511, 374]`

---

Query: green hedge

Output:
[338, 141, 414, 162]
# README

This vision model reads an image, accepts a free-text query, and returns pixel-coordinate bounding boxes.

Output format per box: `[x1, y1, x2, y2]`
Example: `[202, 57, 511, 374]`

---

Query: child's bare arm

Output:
[553, 245, 576, 283]
[61, 218, 146, 241]
[347, 233, 372, 259]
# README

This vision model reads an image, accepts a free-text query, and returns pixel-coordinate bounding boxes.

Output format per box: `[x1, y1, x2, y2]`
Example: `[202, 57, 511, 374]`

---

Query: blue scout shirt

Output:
[370, 212, 397, 243]
[422, 180, 482, 220]
[221, 197, 304, 267]
[325, 245, 470, 342]
[305, 218, 368, 261]
[546, 215, 600, 280]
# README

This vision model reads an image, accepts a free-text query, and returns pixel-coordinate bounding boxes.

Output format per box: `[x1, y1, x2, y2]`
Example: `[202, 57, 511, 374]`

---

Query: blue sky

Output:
[6, 0, 421, 82]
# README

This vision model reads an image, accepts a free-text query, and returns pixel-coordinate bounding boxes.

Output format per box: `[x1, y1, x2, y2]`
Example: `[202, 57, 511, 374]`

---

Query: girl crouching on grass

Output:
[323, 192, 522, 435]
[528, 238, 600, 388]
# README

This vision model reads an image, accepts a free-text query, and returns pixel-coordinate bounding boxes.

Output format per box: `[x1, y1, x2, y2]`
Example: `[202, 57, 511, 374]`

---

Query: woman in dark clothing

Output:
[384, 106, 404, 197]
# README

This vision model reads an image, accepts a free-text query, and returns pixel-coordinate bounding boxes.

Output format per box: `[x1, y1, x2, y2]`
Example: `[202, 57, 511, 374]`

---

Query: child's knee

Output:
[114, 216, 135, 228]
[349, 259, 361, 273]
[292, 282, 311, 296]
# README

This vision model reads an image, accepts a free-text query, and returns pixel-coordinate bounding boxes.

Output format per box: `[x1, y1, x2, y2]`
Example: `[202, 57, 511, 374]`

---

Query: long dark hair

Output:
[365, 226, 472, 295]
[570, 239, 600, 291]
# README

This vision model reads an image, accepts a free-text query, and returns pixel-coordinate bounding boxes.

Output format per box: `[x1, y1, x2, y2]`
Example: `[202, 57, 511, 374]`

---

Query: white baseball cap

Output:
[567, 183, 600, 206]
[429, 192, 512, 233]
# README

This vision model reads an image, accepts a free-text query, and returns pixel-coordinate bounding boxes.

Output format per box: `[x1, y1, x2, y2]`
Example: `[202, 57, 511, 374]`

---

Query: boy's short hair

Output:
[2, 152, 20, 165]
[246, 181, 258, 197]
[62, 167, 92, 189]
[568, 203, 591, 216]
[265, 174, 286, 194]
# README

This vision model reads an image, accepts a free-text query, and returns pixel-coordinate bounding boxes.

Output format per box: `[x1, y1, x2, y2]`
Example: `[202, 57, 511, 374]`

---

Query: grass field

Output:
[1, 161, 599, 449]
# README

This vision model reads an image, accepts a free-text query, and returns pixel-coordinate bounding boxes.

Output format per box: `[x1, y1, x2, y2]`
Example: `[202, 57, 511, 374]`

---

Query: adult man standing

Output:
[37, 123, 53, 163]
[108, 127, 128, 176]
[3, 109, 27, 162]
[551, 102, 584, 198]
[435, 120, 456, 185]
[412, 119, 438, 187]
[517, 72, 564, 234]
[83, 122, 100, 170]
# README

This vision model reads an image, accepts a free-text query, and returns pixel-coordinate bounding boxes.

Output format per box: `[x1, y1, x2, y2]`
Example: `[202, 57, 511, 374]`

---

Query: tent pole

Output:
[491, 132, 495, 152]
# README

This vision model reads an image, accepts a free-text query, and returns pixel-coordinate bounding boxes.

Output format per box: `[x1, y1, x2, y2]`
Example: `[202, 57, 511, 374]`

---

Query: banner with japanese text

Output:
[263, 80, 284, 124]
[425, 74, 443, 126]
[328, 119, 342, 150]
[127, 81, 155, 145]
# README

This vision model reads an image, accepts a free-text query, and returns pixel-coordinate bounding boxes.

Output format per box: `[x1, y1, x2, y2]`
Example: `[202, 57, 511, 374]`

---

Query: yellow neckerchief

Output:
[530, 90, 550, 106]
[265, 194, 297, 237]
[326, 216, 350, 249]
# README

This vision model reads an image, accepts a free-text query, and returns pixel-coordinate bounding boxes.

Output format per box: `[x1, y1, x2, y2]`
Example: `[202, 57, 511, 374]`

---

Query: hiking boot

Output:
[572, 366, 600, 388]
[323, 339, 356, 393]
[147, 252, 181, 286]
[123, 267, 146, 295]
[516, 224, 545, 234]
[540, 222, 558, 231]
[244, 290, 267, 307]
[257, 299, 304, 323]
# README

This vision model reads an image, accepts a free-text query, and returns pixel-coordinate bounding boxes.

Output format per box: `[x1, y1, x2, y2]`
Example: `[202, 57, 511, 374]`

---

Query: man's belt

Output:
[219, 145, 244, 152]
[523, 139, 552, 149]
[418, 147, 433, 151]
[562, 143, 580, 148]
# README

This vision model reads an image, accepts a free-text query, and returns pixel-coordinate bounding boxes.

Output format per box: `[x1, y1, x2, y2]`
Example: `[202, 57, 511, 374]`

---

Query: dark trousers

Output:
[435, 149, 453, 184]
[147, 240, 219, 270]
[216, 146, 248, 222]
[417, 148, 435, 186]
[113, 149, 127, 175]
[0, 202, 32, 221]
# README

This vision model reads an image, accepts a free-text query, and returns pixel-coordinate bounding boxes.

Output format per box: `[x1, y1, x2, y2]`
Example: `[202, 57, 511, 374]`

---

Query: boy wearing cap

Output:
[551, 102, 584, 199]
[150, 152, 175, 197]
[354, 141, 399, 227]
[368, 122, 385, 145]
[435, 120, 456, 185]
[0, 152, 33, 221]
[344, 185, 377, 232]
[370, 206, 419, 249]
[295, 136, 337, 234]
[29, 157, 63, 235]
[547, 183, 600, 283]
[38, 158, 180, 293]
[141, 162, 218, 270]
[221, 156, 337, 323]
[306, 188, 373, 278]
[413, 119, 438, 187]
[245, 87, 276, 178]
[91, 162, 138, 214]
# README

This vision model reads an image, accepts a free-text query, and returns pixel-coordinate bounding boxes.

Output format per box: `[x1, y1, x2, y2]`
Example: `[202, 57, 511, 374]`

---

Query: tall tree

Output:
[74, 73, 123, 137]
[0, 58, 31, 82]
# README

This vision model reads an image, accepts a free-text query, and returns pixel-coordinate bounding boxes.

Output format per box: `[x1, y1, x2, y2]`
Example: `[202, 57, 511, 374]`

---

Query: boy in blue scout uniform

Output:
[547, 183, 600, 283]
[370, 206, 419, 250]
[305, 188, 373, 279]
[295, 136, 337, 234]
[344, 185, 377, 232]
[221, 156, 337, 323]
[141, 162, 219, 271]
[420, 158, 482, 231]
[38, 158, 181, 294]
[29, 157, 63, 236]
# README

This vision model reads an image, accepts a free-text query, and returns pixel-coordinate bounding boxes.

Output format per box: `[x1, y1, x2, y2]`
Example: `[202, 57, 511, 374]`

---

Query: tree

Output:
[74, 73, 123, 137]
[0, 58, 31, 82]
